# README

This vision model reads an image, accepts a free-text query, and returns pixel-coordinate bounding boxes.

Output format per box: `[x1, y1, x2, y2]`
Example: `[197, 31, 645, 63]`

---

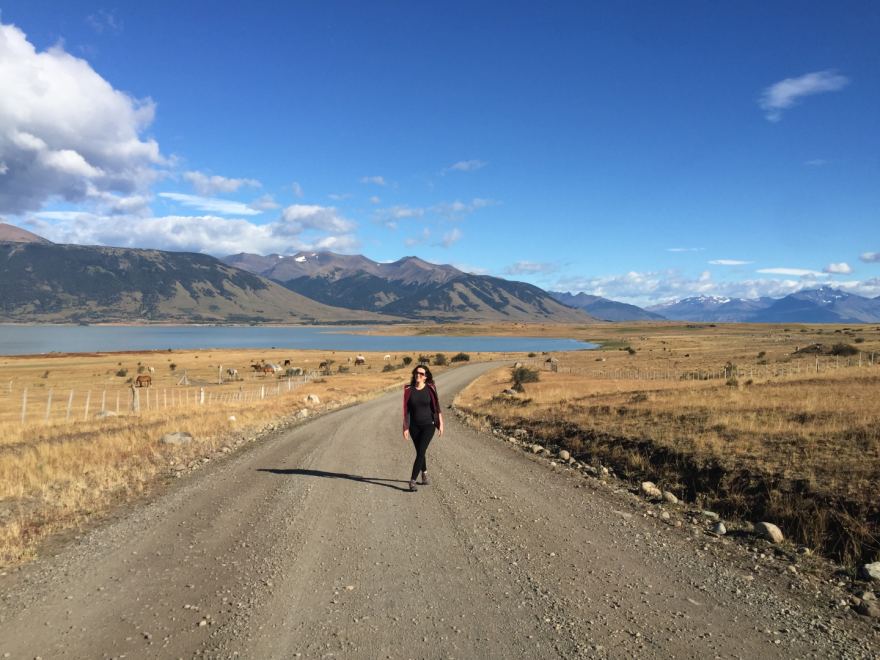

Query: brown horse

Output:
[135, 374, 152, 388]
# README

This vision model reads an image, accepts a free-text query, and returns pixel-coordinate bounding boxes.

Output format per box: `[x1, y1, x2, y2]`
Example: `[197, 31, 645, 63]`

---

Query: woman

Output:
[402, 364, 444, 492]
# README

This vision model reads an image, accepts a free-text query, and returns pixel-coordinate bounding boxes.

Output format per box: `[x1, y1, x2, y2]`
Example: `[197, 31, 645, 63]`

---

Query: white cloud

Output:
[360, 175, 387, 186]
[159, 192, 260, 216]
[276, 204, 355, 234]
[554, 269, 880, 307]
[248, 194, 280, 212]
[291, 181, 304, 198]
[432, 198, 498, 217]
[759, 70, 849, 122]
[823, 262, 852, 274]
[86, 9, 123, 34]
[0, 21, 163, 214]
[756, 267, 828, 277]
[378, 205, 425, 220]
[444, 159, 487, 173]
[709, 259, 753, 266]
[369, 195, 381, 204]
[453, 262, 490, 275]
[504, 261, 558, 275]
[327, 192, 351, 201]
[0, 161, 7, 175]
[667, 247, 704, 253]
[439, 227, 462, 248]
[860, 252, 880, 263]
[183, 170, 260, 195]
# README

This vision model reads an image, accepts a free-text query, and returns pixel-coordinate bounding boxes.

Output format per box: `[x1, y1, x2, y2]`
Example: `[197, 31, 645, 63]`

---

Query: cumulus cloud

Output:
[404, 228, 430, 247]
[29, 205, 358, 256]
[823, 262, 852, 274]
[756, 267, 828, 277]
[327, 192, 352, 201]
[504, 261, 559, 275]
[709, 259, 753, 266]
[360, 175, 387, 186]
[183, 171, 260, 195]
[432, 198, 498, 218]
[759, 70, 849, 122]
[248, 194, 280, 212]
[369, 195, 381, 204]
[860, 252, 880, 263]
[377, 205, 425, 221]
[667, 247, 703, 253]
[159, 192, 260, 216]
[443, 159, 487, 173]
[0, 21, 163, 214]
[291, 181, 304, 198]
[86, 9, 123, 34]
[553, 269, 861, 307]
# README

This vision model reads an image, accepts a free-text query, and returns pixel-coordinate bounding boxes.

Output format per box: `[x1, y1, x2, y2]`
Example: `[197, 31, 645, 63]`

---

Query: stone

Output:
[160, 432, 193, 446]
[640, 481, 662, 499]
[228, 415, 236, 421]
[305, 394, 321, 404]
[861, 591, 877, 601]
[502, 388, 518, 396]
[558, 450, 571, 461]
[755, 522, 785, 544]
[296, 409, 310, 419]
[660, 511, 670, 521]
[711, 522, 727, 536]
[860, 562, 880, 582]
[567, 457, 576, 465]
[855, 600, 880, 619]
[662, 491, 679, 505]
[531, 444, 543, 454]
[513, 428, 528, 438]
[701, 510, 720, 521]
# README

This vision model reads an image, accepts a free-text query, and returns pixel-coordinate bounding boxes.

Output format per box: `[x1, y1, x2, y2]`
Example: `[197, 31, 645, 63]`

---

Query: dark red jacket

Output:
[403, 383, 442, 431]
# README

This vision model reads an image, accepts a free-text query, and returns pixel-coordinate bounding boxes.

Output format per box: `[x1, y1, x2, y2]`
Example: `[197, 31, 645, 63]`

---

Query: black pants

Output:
[409, 423, 435, 481]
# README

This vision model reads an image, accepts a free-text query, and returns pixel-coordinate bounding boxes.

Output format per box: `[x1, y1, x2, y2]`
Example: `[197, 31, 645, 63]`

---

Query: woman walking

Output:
[403, 365, 444, 492]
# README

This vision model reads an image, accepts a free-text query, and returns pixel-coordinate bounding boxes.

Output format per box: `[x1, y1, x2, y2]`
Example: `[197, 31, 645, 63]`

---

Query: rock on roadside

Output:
[755, 521, 784, 544]
[160, 432, 193, 446]
[860, 562, 880, 583]
[640, 481, 662, 499]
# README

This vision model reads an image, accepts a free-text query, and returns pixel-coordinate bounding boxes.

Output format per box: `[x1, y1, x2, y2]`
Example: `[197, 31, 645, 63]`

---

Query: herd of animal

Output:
[132, 355, 374, 387]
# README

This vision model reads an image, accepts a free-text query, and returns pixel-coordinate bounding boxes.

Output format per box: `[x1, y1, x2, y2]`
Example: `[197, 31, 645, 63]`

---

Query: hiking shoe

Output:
[408, 480, 418, 492]
[420, 472, 430, 486]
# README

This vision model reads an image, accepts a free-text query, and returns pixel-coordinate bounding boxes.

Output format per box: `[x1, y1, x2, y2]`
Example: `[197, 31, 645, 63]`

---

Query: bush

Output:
[137, 365, 146, 374]
[402, 356, 413, 366]
[830, 343, 858, 356]
[855, 337, 865, 344]
[623, 346, 636, 355]
[433, 353, 448, 366]
[116, 368, 128, 377]
[337, 365, 349, 373]
[417, 355, 430, 365]
[528, 352, 536, 358]
[511, 366, 540, 387]
[757, 351, 766, 359]
[169, 363, 177, 371]
[450, 352, 470, 363]
[382, 363, 395, 372]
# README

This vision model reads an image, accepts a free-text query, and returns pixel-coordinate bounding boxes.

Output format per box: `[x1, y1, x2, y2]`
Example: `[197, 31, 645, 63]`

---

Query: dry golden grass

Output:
[455, 323, 880, 565]
[0, 347, 484, 567]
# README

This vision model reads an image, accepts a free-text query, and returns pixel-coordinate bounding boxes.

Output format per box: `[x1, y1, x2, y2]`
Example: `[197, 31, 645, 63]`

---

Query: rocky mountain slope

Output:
[225, 251, 594, 323]
[549, 291, 665, 321]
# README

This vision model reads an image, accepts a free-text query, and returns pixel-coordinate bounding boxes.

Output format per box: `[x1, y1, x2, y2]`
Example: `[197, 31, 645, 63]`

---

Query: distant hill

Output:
[0, 222, 52, 244]
[224, 251, 594, 323]
[549, 291, 665, 321]
[647, 288, 880, 323]
[0, 237, 389, 324]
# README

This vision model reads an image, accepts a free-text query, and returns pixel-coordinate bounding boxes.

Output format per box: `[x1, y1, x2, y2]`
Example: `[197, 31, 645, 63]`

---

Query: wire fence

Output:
[2, 373, 317, 428]
[517, 352, 879, 382]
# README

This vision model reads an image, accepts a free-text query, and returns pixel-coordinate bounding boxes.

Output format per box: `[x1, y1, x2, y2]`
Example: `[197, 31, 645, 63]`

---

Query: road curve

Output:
[0, 362, 876, 659]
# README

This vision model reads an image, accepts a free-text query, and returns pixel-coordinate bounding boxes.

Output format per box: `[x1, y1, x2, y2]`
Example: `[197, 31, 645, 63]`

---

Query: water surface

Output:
[0, 325, 596, 356]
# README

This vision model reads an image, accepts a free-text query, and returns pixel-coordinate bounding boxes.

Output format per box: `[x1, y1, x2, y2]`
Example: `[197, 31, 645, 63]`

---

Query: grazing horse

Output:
[135, 374, 152, 388]
[283, 359, 291, 367]
[354, 355, 366, 366]
[260, 365, 275, 376]
[226, 368, 238, 378]
[250, 363, 264, 373]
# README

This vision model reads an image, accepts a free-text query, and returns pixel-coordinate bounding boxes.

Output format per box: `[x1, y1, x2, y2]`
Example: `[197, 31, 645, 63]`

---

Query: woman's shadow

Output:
[257, 468, 412, 492]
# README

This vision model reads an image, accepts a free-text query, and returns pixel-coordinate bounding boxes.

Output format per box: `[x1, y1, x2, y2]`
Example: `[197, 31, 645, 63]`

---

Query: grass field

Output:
[0, 347, 491, 567]
[453, 322, 880, 566]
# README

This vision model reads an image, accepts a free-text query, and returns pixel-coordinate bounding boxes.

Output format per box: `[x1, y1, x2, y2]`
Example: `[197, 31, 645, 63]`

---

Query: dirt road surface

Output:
[1, 362, 877, 658]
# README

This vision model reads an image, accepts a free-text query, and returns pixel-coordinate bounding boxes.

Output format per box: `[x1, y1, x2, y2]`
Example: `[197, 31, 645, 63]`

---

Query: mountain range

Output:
[548, 291, 665, 321]
[223, 251, 591, 323]
[648, 288, 880, 323]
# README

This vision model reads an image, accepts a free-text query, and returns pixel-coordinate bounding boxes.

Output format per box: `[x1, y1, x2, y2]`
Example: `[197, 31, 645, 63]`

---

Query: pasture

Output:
[454, 322, 880, 566]
[0, 347, 487, 567]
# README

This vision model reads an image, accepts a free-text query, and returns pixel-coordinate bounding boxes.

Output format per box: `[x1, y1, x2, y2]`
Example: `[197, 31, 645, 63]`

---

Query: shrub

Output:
[528, 352, 536, 358]
[402, 356, 413, 366]
[450, 352, 470, 363]
[116, 368, 128, 377]
[169, 363, 177, 371]
[855, 337, 865, 344]
[830, 343, 858, 357]
[511, 366, 540, 387]
[137, 365, 146, 374]
[337, 365, 349, 373]
[625, 347, 636, 355]
[382, 363, 395, 372]
[757, 351, 766, 359]
[433, 353, 448, 366]
[417, 355, 430, 365]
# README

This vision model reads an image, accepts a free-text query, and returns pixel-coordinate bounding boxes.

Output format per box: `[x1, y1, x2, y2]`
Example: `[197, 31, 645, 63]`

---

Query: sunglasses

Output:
[415, 371, 427, 376]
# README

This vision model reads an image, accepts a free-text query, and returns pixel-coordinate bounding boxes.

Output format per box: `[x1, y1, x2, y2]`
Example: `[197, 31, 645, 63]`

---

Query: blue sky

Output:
[0, 1, 878, 305]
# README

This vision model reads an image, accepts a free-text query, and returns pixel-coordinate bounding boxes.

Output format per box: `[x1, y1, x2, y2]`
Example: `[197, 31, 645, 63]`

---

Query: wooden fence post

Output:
[66, 390, 74, 421]
[20, 387, 27, 425]
[83, 391, 91, 421]
[45, 389, 53, 423]
[131, 385, 139, 413]
[101, 390, 106, 413]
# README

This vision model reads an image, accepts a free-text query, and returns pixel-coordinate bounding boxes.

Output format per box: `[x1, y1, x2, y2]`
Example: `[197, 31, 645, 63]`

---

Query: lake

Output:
[0, 325, 597, 356]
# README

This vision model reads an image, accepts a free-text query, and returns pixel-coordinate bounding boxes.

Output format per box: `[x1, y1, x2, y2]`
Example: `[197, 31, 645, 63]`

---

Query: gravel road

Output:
[0, 362, 877, 659]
